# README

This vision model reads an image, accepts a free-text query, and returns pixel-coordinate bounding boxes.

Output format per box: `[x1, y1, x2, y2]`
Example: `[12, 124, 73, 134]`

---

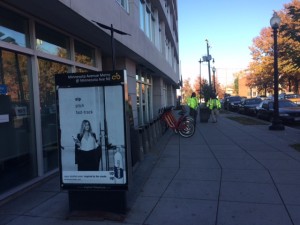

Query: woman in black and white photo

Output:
[73, 119, 101, 171]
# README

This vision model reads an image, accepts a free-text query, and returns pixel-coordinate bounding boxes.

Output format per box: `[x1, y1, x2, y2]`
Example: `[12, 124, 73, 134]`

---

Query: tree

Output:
[213, 73, 225, 98]
[200, 80, 211, 103]
[193, 76, 201, 95]
[248, 27, 276, 95]
[279, 0, 300, 93]
[193, 75, 207, 99]
[247, 1, 300, 94]
[181, 77, 193, 103]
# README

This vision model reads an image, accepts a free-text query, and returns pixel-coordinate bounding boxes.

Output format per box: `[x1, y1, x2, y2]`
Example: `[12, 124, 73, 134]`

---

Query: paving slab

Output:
[217, 201, 293, 225]
[144, 198, 218, 225]
[220, 181, 282, 204]
[221, 169, 273, 183]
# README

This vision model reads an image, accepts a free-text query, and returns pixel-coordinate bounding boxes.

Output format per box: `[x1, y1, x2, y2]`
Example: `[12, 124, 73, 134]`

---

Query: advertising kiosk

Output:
[55, 70, 129, 213]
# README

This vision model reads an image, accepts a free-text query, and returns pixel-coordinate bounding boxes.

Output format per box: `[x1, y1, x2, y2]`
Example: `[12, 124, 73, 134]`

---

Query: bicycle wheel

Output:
[184, 116, 194, 123]
[178, 119, 195, 138]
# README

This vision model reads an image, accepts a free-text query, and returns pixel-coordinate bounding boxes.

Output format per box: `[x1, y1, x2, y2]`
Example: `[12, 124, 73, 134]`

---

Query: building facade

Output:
[0, 0, 179, 199]
[238, 76, 258, 98]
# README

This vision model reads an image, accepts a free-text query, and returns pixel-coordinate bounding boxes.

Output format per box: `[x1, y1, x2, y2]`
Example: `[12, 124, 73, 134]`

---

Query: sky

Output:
[178, 0, 292, 87]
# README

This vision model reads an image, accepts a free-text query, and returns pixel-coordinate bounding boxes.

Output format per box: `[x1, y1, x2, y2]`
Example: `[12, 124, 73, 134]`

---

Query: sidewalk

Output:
[1, 112, 300, 225]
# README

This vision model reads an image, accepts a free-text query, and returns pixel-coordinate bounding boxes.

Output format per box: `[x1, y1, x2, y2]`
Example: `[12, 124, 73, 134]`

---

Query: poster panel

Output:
[55, 71, 127, 190]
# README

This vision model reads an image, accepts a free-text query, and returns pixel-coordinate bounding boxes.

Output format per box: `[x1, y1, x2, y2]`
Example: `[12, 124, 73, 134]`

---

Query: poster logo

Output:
[112, 73, 121, 80]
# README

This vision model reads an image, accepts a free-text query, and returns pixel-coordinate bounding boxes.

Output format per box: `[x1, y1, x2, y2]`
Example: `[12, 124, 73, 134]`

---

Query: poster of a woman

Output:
[57, 83, 127, 188]
[73, 119, 101, 171]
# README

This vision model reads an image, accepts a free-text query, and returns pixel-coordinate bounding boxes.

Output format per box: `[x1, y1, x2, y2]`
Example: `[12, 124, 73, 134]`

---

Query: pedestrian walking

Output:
[187, 92, 199, 125]
[206, 93, 221, 123]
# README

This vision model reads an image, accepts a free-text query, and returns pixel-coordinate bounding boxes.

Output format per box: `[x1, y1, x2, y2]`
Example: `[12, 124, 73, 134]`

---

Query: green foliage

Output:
[200, 81, 212, 103]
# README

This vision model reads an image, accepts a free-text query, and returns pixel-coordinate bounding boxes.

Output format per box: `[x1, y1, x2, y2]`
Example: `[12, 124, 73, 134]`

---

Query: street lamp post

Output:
[199, 59, 203, 100]
[92, 21, 130, 72]
[269, 11, 284, 131]
[212, 66, 216, 94]
[205, 39, 212, 91]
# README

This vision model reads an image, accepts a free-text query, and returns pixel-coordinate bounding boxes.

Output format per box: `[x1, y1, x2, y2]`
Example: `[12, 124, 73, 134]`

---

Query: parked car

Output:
[284, 94, 300, 106]
[257, 95, 269, 100]
[256, 99, 300, 123]
[220, 98, 225, 109]
[224, 96, 244, 111]
[238, 97, 262, 115]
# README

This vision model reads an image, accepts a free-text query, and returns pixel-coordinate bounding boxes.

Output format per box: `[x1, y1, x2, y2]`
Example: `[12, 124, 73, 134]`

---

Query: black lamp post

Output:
[269, 12, 284, 131]
[212, 66, 216, 94]
[205, 39, 212, 90]
[92, 21, 130, 72]
[199, 59, 203, 100]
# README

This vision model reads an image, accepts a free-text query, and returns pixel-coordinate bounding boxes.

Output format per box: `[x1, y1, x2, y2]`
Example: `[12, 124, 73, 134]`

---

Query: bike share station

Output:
[55, 70, 132, 214]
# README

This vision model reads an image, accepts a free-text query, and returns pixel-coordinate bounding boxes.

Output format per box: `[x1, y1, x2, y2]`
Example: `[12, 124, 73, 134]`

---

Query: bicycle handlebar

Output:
[158, 105, 187, 116]
[158, 106, 174, 114]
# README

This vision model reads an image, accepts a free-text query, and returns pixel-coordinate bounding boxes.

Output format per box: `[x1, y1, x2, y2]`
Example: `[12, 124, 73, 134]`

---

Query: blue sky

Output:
[178, 0, 292, 86]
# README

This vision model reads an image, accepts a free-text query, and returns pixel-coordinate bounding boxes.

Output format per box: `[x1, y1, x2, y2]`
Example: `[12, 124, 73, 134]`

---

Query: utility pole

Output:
[199, 59, 203, 100]
[206, 39, 212, 90]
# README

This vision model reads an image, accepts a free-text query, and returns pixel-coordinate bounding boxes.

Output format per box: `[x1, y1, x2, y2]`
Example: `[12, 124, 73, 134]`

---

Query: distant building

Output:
[225, 87, 234, 96]
[238, 76, 258, 98]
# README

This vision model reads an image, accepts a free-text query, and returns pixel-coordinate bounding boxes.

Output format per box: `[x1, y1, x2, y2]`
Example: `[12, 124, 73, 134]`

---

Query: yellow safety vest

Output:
[188, 97, 198, 109]
[207, 98, 221, 110]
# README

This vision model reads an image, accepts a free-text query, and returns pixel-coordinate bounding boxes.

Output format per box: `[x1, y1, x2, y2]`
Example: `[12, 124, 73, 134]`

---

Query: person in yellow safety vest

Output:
[206, 93, 221, 123]
[187, 92, 199, 125]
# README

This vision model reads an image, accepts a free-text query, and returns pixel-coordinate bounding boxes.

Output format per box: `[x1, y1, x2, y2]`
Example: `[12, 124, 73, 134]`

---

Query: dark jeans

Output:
[77, 149, 101, 171]
[189, 107, 198, 125]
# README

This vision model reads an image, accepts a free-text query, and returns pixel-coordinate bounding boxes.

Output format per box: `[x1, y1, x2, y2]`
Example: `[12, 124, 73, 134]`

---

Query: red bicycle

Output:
[159, 106, 195, 138]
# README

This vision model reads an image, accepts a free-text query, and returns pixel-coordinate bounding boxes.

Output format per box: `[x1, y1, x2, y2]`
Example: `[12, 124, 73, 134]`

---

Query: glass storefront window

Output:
[75, 67, 94, 73]
[0, 7, 29, 47]
[74, 40, 95, 66]
[139, 1, 145, 31]
[142, 83, 147, 123]
[38, 58, 68, 172]
[0, 49, 37, 194]
[0, 6, 103, 195]
[136, 82, 141, 125]
[147, 85, 151, 121]
[136, 71, 153, 126]
[35, 23, 69, 59]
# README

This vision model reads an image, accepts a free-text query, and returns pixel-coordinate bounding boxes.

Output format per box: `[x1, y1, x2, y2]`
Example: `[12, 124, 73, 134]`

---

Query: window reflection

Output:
[74, 40, 95, 66]
[147, 85, 151, 120]
[142, 83, 146, 123]
[0, 49, 36, 194]
[0, 7, 29, 47]
[0, 6, 103, 193]
[75, 67, 94, 73]
[36, 23, 69, 59]
[136, 82, 141, 124]
[136, 72, 152, 126]
[38, 58, 68, 172]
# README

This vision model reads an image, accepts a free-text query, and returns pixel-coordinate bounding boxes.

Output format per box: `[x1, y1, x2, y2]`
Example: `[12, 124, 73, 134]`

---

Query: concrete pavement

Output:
[1, 111, 300, 225]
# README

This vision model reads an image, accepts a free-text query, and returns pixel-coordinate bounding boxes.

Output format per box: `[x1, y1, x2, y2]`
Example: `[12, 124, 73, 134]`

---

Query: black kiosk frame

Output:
[55, 70, 129, 213]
